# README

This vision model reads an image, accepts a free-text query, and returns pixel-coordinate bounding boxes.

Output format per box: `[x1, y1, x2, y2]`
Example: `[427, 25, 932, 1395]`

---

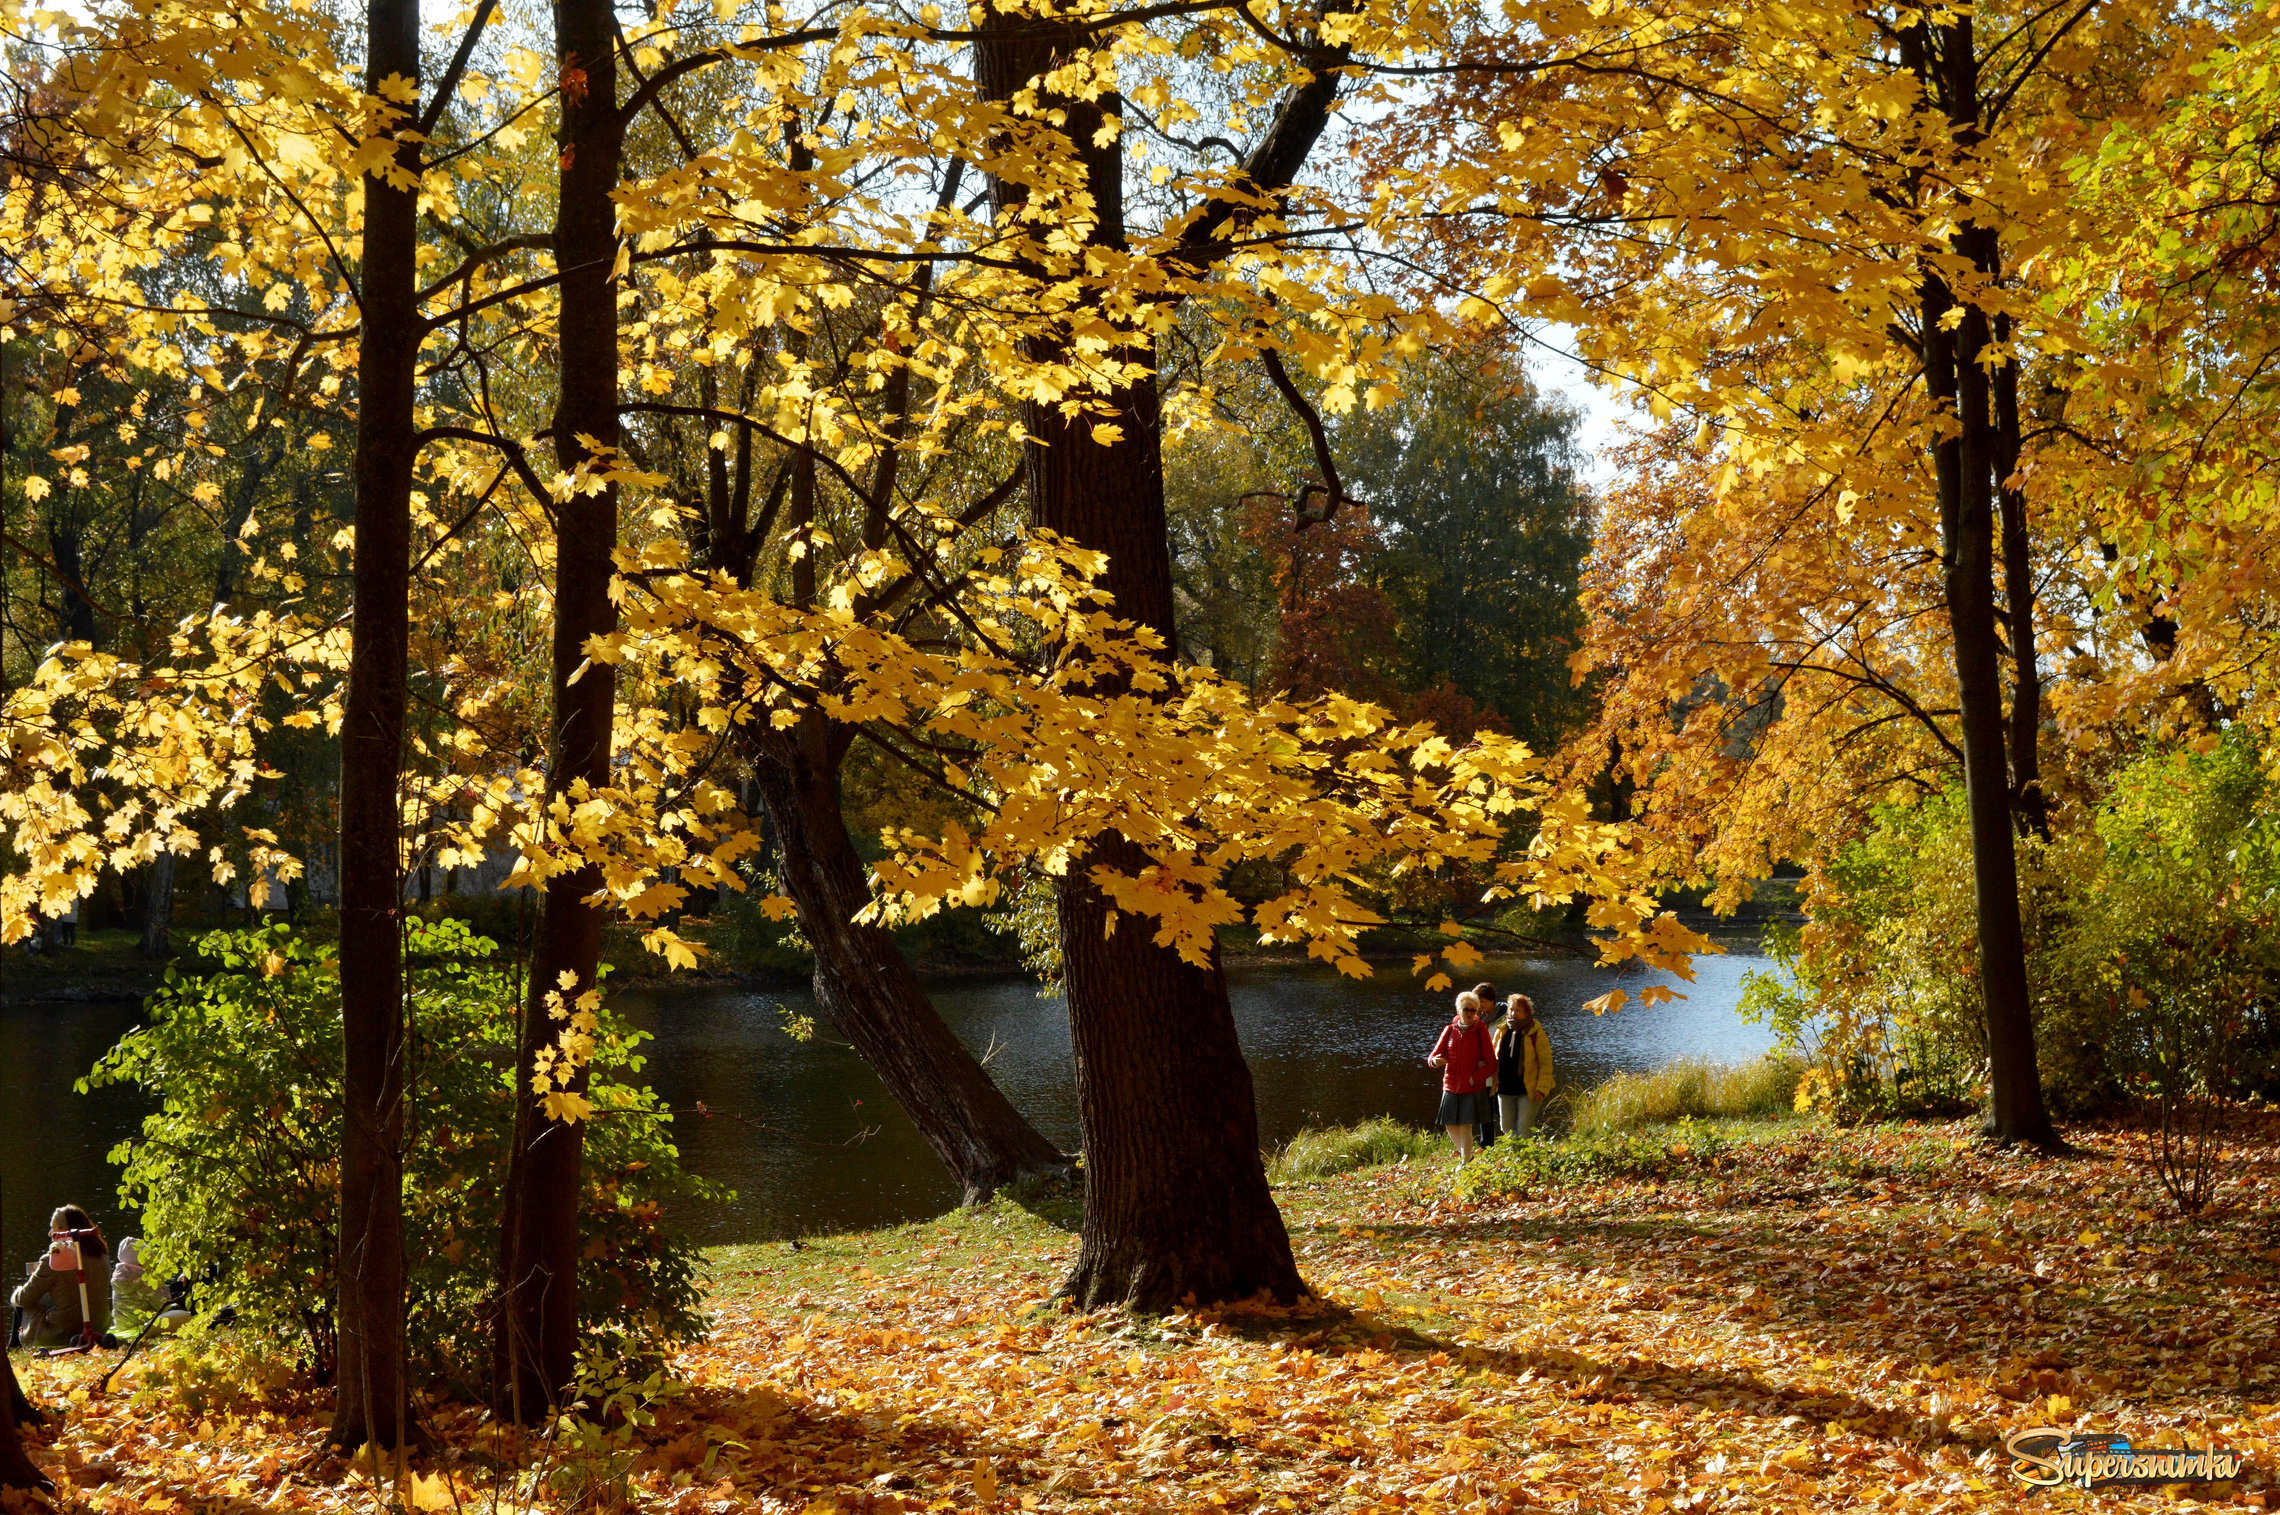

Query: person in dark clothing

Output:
[13, 1205, 110, 1349]
[1496, 994, 1555, 1137]
[1468, 982, 1503, 1147]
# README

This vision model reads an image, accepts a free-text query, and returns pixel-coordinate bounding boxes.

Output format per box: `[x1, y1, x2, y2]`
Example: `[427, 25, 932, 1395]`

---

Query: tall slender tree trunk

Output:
[1916, 16, 2057, 1150]
[742, 720, 1069, 1200]
[332, 0, 419, 1454]
[1991, 319, 2048, 839]
[138, 850, 174, 959]
[494, 0, 620, 1420]
[976, 20, 1304, 1310]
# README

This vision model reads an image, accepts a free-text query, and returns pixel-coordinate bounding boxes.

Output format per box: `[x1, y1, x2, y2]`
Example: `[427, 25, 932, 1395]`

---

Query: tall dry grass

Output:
[1567, 1053, 1804, 1133]
[1266, 1118, 1442, 1182]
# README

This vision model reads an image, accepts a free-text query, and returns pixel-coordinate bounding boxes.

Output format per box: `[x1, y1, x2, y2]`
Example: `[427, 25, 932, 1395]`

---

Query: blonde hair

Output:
[1455, 991, 1482, 1015]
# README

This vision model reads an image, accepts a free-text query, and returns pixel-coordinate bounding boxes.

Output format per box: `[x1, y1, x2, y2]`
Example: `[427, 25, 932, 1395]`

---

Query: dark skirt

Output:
[1437, 1089, 1490, 1126]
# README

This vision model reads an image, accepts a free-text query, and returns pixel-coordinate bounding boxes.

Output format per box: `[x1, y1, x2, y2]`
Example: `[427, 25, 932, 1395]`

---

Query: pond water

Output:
[3, 943, 1781, 1272]
[609, 946, 1781, 1245]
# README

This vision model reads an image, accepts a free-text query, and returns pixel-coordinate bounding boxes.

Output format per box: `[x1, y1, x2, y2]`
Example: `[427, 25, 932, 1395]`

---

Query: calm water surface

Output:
[4, 946, 1779, 1268]
[610, 948, 1780, 1245]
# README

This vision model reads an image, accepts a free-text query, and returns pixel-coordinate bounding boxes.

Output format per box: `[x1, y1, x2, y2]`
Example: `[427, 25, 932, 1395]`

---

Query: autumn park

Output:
[6, 0, 2280, 1507]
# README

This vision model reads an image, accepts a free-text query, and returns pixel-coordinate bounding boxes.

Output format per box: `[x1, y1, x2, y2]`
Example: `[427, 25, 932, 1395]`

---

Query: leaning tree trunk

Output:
[333, 0, 419, 1453]
[494, 0, 621, 1422]
[744, 717, 1068, 1201]
[975, 5, 1314, 1310]
[1916, 15, 2057, 1150]
[694, 350, 1067, 1203]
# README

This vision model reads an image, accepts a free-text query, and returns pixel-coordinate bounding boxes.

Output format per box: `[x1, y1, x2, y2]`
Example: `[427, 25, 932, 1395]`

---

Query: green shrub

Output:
[83, 921, 728, 1390]
[1787, 735, 2280, 1128]
[1266, 1118, 1442, 1183]
[1456, 1120, 1736, 1198]
[1567, 1054, 1805, 1132]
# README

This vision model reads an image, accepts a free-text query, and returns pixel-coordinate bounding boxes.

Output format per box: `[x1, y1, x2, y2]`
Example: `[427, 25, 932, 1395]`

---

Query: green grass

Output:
[1567, 1052, 1805, 1132]
[1, 927, 170, 1001]
[700, 1191, 1079, 1317]
[1265, 1117, 1443, 1184]
[1455, 1115, 1968, 1200]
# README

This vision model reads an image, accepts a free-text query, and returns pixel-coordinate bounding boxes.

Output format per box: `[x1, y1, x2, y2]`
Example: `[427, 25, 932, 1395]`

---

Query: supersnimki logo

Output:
[2004, 1427, 2247, 1491]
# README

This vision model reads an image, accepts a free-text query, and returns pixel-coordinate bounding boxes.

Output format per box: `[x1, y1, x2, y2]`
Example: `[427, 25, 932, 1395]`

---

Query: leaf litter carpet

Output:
[17, 1121, 2280, 1514]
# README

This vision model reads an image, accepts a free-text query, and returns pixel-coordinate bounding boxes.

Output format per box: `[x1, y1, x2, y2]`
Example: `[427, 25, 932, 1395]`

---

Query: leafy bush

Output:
[2047, 733, 2280, 1209]
[1266, 1118, 1442, 1183]
[1456, 1120, 1736, 1197]
[1771, 794, 2013, 1119]
[1567, 1053, 1804, 1132]
[1783, 734, 2280, 1141]
[83, 921, 728, 1389]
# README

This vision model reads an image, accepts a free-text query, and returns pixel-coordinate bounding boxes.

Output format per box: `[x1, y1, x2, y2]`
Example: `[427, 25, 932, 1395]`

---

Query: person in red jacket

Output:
[1427, 991, 1497, 1163]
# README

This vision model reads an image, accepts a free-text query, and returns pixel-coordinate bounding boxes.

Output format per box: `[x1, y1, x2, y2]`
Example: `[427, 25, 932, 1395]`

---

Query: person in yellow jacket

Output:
[1494, 995, 1554, 1137]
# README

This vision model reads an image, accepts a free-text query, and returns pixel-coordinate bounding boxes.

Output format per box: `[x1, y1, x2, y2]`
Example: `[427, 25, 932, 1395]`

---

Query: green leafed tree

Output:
[1343, 349, 1595, 753]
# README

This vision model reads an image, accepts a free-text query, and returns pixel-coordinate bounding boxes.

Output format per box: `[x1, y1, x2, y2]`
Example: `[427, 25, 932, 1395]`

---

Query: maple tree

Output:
[1366, 0, 2267, 1147]
[334, 0, 426, 1458]
[1, 0, 2278, 1500]
[493, 0, 626, 1421]
[35, 0, 2278, 1451]
[1, 0, 1708, 1383]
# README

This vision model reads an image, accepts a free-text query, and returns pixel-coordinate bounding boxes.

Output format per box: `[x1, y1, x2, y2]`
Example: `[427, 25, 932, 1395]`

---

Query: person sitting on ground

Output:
[1427, 991, 1497, 1164]
[13, 1206, 112, 1348]
[110, 1237, 163, 1319]
[1495, 994, 1555, 1138]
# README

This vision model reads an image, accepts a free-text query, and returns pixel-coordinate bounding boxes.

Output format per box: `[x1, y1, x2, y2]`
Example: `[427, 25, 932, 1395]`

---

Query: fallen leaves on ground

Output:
[15, 1116, 2280, 1514]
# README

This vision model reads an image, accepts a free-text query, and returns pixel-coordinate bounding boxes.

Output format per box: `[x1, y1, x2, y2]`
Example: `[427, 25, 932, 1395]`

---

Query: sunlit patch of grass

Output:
[1568, 1052, 1805, 1132]
[1266, 1117, 1443, 1184]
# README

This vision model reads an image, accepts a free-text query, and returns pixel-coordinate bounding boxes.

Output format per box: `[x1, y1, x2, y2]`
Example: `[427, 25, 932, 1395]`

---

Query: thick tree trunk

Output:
[743, 721, 1068, 1201]
[1021, 368, 1305, 1309]
[332, 0, 419, 1453]
[975, 9, 1309, 1310]
[1916, 21, 2057, 1149]
[494, 0, 620, 1421]
[0, 1356, 46, 1491]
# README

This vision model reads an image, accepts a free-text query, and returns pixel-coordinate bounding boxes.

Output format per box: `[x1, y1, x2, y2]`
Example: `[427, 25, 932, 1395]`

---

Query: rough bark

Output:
[0, 1356, 46, 1491]
[743, 720, 1069, 1200]
[494, 0, 620, 1420]
[332, 0, 419, 1452]
[1918, 15, 2058, 1150]
[977, 17, 1307, 1309]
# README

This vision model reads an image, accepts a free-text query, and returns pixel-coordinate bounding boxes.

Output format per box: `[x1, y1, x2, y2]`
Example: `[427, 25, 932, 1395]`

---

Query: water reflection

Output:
[0, 997, 150, 1287]
[612, 949, 1778, 1245]
[5, 945, 1781, 1269]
